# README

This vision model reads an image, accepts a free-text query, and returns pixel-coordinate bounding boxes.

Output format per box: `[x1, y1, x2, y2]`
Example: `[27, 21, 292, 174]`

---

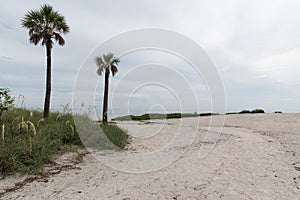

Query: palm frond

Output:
[53, 15, 70, 33]
[95, 56, 105, 76]
[111, 64, 118, 76]
[42, 36, 53, 47]
[95, 53, 120, 77]
[112, 58, 120, 65]
[97, 65, 105, 76]
[53, 32, 65, 45]
[40, 4, 53, 20]
[95, 56, 104, 66]
[103, 53, 114, 63]
[29, 32, 43, 45]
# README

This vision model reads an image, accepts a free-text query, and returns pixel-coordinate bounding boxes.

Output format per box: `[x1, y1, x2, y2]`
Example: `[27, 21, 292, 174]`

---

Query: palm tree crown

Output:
[21, 4, 70, 48]
[96, 53, 120, 76]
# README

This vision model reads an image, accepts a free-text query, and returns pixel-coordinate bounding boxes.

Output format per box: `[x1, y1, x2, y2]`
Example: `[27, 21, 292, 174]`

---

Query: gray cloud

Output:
[1, 0, 300, 114]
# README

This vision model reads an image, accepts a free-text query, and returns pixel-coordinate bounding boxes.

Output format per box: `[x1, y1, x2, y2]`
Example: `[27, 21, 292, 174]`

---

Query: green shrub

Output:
[251, 109, 265, 113]
[238, 109, 265, 114]
[199, 113, 219, 117]
[239, 110, 251, 114]
[225, 112, 239, 115]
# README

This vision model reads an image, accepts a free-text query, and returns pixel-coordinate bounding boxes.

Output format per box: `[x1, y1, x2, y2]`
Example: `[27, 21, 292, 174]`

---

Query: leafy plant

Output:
[0, 88, 14, 117]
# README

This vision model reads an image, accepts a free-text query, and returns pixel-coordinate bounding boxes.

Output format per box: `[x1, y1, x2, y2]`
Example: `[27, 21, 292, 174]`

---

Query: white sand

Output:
[0, 113, 299, 199]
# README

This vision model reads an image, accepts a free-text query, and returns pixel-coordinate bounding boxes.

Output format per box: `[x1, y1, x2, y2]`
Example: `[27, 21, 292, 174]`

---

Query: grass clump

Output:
[0, 108, 128, 175]
[100, 123, 128, 149]
[0, 108, 81, 174]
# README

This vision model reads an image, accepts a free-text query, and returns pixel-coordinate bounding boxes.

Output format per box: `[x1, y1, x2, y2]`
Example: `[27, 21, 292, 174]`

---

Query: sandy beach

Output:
[1, 113, 300, 199]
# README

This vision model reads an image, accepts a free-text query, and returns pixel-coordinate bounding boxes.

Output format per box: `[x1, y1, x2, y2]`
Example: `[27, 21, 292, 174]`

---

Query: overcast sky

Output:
[1, 0, 300, 117]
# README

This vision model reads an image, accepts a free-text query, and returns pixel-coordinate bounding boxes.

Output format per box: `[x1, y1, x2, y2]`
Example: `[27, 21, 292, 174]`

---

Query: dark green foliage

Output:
[225, 112, 239, 115]
[229, 109, 266, 115]
[239, 110, 251, 114]
[251, 109, 265, 113]
[199, 113, 219, 117]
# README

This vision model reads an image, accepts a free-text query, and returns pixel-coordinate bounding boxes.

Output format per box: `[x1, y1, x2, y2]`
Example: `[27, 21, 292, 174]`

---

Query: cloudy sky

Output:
[1, 0, 300, 117]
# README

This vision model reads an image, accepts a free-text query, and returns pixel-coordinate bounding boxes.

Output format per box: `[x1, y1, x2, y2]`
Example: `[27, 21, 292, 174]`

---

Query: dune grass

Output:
[0, 108, 128, 175]
[100, 123, 128, 149]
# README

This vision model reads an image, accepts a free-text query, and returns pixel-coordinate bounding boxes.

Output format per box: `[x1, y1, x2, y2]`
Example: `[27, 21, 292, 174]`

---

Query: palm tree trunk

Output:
[102, 69, 110, 123]
[44, 43, 52, 118]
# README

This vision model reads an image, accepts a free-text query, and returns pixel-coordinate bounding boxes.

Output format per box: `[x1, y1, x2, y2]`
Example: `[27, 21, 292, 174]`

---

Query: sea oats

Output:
[1, 124, 5, 142]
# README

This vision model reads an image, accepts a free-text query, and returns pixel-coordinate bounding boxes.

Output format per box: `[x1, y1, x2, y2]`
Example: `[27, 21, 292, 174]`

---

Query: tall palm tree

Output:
[95, 53, 120, 123]
[21, 4, 70, 118]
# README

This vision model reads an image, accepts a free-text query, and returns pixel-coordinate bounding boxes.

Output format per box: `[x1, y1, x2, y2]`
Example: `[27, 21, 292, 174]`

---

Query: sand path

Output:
[0, 114, 299, 199]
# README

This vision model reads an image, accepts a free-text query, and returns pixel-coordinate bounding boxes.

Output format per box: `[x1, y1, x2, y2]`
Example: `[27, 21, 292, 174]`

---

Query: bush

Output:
[238, 109, 265, 114]
[225, 112, 239, 115]
[239, 110, 251, 114]
[199, 113, 219, 117]
[251, 109, 265, 113]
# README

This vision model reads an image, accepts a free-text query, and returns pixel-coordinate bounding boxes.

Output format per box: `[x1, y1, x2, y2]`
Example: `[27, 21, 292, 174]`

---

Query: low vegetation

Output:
[100, 123, 128, 149]
[250, 109, 265, 113]
[114, 109, 267, 121]
[0, 108, 128, 175]
[112, 112, 219, 121]
[226, 108, 265, 115]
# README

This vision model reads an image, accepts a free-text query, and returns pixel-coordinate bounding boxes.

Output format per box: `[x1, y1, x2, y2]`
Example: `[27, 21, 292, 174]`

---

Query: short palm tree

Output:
[21, 4, 70, 118]
[95, 53, 120, 123]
